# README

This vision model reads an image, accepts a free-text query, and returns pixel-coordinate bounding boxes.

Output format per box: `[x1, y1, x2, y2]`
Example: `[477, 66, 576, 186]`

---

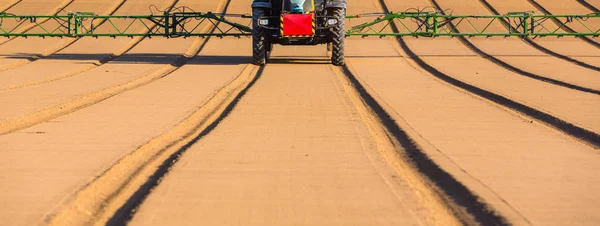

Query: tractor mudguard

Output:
[325, 0, 346, 9]
[251, 1, 272, 9]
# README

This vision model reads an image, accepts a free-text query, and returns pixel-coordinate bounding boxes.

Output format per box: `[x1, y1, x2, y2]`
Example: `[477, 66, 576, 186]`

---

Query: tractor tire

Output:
[331, 7, 346, 66]
[252, 8, 268, 65]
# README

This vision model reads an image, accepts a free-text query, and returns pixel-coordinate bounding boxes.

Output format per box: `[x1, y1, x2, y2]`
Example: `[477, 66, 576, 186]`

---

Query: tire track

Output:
[344, 34, 600, 226]
[273, 49, 461, 225]
[51, 57, 262, 225]
[106, 64, 261, 226]
[329, 58, 508, 225]
[577, 0, 600, 11]
[0, 0, 231, 135]
[427, 0, 600, 96]
[377, 0, 600, 148]
[48, 63, 261, 226]
[526, 0, 600, 49]
[477, 0, 600, 72]
[0, 0, 76, 46]
[343, 55, 538, 224]
[0, 0, 129, 74]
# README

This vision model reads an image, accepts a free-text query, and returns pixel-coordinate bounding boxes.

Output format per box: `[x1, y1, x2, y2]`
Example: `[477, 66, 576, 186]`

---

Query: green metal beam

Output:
[0, 11, 598, 38]
[346, 11, 600, 37]
[0, 12, 253, 37]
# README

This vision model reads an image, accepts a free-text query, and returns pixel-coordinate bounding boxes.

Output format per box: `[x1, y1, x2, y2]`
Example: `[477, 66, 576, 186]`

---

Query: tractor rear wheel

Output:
[331, 7, 346, 66]
[252, 8, 269, 65]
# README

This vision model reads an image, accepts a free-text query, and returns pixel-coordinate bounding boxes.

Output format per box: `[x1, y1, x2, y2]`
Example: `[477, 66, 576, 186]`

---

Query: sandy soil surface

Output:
[348, 40, 600, 225]
[586, 0, 600, 8]
[482, 0, 600, 69]
[129, 45, 432, 226]
[0, 0, 19, 10]
[347, 37, 600, 225]
[432, 0, 600, 91]
[128, 1, 436, 225]
[534, 0, 599, 17]
[0, 0, 195, 123]
[354, 0, 600, 225]
[0, 0, 599, 225]
[0, 0, 240, 225]
[386, 0, 600, 135]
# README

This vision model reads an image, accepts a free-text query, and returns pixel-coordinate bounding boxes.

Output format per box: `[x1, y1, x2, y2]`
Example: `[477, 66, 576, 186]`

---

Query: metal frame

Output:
[1, 11, 598, 38]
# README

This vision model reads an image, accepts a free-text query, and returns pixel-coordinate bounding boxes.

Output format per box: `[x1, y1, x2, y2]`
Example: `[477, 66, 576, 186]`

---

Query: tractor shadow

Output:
[268, 57, 331, 65]
[1, 53, 334, 65]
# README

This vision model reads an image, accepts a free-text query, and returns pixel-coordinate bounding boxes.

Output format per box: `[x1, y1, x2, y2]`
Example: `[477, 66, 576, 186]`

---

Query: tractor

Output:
[250, 0, 347, 66]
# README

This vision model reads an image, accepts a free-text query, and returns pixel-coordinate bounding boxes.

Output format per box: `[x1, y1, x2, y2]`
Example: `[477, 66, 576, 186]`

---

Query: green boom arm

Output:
[0, 11, 598, 38]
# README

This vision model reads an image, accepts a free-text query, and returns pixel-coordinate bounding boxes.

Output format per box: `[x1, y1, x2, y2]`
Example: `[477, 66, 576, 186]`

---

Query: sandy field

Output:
[0, 0, 598, 225]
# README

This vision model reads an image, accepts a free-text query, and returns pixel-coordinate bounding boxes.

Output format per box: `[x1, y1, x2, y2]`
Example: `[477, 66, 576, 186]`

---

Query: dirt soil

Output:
[0, 0, 599, 225]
